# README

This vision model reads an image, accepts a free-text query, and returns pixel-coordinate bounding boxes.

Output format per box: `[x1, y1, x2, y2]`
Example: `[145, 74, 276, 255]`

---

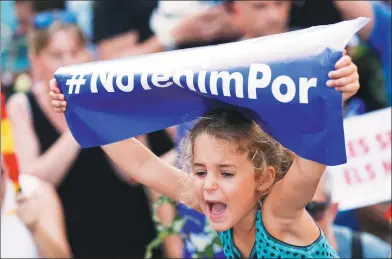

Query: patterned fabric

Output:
[218, 211, 340, 258]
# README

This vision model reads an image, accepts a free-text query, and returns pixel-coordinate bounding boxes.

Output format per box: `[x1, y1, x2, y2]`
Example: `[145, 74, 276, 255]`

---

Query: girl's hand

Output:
[49, 79, 67, 113]
[15, 192, 40, 233]
[327, 51, 360, 103]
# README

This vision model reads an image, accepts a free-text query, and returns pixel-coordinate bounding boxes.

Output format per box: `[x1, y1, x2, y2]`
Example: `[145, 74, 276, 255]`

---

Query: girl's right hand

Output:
[49, 79, 67, 113]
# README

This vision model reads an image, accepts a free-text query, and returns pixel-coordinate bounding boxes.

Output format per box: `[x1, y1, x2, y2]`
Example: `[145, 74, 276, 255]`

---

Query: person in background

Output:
[66, 1, 92, 43]
[14, 0, 34, 35]
[5, 9, 163, 258]
[1, 158, 71, 258]
[332, 1, 392, 243]
[1, 1, 71, 100]
[65, 1, 96, 59]
[149, 0, 240, 51]
[225, 1, 292, 40]
[309, 172, 391, 258]
[93, 0, 238, 60]
[334, 1, 391, 105]
[1, 1, 33, 98]
[92, 0, 180, 181]
[226, 0, 388, 113]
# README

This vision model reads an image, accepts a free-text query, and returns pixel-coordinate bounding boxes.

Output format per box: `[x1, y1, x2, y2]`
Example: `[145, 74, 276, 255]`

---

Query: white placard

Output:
[328, 107, 391, 211]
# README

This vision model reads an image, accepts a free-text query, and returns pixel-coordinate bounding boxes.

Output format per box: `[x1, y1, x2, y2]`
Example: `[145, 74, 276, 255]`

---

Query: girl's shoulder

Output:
[255, 210, 339, 258]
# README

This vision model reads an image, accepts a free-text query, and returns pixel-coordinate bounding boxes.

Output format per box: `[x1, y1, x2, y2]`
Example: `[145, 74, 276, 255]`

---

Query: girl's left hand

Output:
[327, 51, 360, 103]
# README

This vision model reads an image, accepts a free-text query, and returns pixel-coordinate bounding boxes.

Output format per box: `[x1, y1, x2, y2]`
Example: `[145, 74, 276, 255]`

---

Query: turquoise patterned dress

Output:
[218, 210, 340, 258]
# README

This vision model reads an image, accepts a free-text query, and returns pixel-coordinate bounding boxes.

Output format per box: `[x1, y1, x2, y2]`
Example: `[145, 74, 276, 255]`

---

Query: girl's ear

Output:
[256, 166, 275, 193]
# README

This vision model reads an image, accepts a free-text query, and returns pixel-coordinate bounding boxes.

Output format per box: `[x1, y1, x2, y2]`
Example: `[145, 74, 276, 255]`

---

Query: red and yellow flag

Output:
[1, 91, 21, 193]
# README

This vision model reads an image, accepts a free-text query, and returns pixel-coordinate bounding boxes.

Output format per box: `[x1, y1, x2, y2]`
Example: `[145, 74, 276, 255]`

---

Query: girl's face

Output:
[31, 28, 89, 84]
[192, 134, 261, 231]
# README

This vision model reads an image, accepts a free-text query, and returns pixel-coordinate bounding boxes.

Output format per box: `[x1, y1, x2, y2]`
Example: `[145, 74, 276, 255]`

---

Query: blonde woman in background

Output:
[6, 9, 178, 258]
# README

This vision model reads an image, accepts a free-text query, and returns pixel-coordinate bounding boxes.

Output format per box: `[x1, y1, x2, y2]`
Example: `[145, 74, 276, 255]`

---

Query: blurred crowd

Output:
[1, 0, 391, 258]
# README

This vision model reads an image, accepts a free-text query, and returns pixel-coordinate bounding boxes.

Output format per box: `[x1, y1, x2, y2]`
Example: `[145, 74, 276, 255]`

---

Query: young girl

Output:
[49, 53, 359, 258]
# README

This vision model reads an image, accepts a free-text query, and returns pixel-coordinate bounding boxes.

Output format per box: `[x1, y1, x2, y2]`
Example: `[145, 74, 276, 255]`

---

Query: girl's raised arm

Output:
[266, 155, 326, 220]
[266, 54, 360, 220]
[101, 137, 193, 206]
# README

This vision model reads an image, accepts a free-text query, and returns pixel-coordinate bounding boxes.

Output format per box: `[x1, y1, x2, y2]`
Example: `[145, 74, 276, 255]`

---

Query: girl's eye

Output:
[194, 171, 206, 177]
[222, 172, 234, 178]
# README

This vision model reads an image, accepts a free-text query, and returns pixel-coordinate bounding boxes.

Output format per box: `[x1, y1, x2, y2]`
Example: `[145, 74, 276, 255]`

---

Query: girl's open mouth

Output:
[206, 201, 227, 221]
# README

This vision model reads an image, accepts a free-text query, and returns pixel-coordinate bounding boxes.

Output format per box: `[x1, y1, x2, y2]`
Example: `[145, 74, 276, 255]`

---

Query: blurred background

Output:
[1, 1, 391, 258]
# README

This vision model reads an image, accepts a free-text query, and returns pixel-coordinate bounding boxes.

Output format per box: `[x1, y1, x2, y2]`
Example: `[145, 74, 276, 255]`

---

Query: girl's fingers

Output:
[54, 107, 67, 113]
[327, 72, 359, 88]
[49, 91, 65, 101]
[328, 64, 357, 79]
[51, 100, 61, 108]
[336, 82, 360, 94]
[51, 100, 67, 108]
[335, 55, 352, 70]
[49, 79, 60, 93]
[336, 73, 359, 88]
[49, 91, 60, 101]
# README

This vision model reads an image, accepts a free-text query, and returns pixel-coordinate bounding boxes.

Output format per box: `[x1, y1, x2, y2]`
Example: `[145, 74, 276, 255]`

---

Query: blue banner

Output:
[54, 18, 369, 166]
